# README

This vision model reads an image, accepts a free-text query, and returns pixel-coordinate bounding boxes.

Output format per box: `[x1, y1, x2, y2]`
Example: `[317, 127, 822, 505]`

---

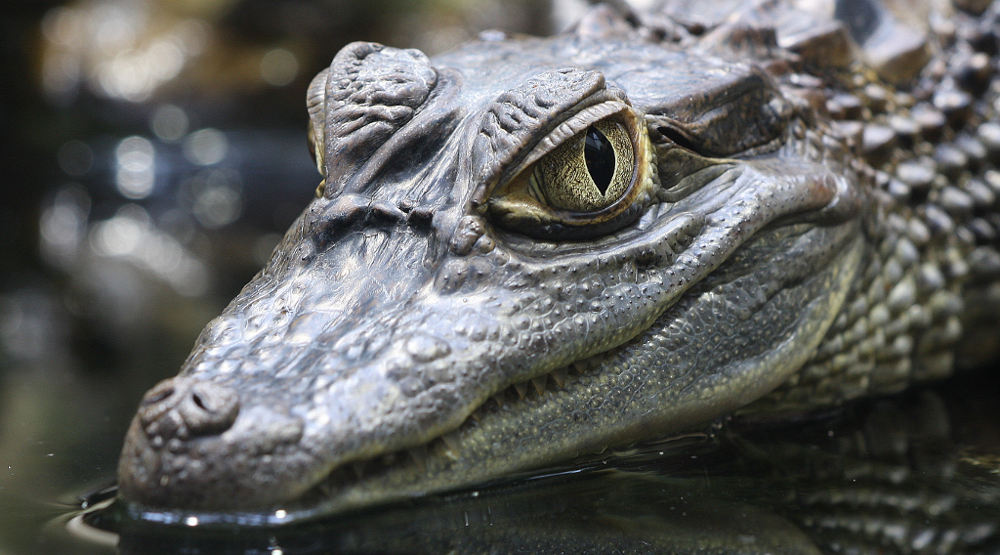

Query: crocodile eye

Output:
[486, 108, 655, 239]
[532, 121, 633, 212]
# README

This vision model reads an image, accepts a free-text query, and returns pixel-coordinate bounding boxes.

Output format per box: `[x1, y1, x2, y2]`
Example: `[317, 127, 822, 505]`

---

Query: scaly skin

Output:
[113, 382, 1000, 553]
[117, 0, 1000, 518]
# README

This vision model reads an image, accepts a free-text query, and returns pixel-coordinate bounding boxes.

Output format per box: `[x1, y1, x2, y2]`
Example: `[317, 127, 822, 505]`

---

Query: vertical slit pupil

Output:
[584, 126, 616, 196]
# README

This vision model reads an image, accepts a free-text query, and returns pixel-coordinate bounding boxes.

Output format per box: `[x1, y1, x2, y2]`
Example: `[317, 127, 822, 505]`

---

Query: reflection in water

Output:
[260, 49, 299, 87]
[90, 205, 210, 297]
[150, 105, 190, 143]
[183, 129, 228, 167]
[74, 373, 1000, 555]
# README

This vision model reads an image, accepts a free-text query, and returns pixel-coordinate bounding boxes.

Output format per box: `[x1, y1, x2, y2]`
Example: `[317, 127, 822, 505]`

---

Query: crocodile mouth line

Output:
[311, 347, 620, 499]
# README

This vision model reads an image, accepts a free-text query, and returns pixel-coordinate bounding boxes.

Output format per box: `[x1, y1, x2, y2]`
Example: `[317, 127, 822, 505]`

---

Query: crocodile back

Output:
[692, 0, 1000, 409]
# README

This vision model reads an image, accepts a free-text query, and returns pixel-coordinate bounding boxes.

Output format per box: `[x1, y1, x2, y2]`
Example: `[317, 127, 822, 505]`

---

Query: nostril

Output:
[143, 387, 175, 405]
[137, 378, 184, 428]
[136, 377, 240, 440]
[181, 381, 240, 436]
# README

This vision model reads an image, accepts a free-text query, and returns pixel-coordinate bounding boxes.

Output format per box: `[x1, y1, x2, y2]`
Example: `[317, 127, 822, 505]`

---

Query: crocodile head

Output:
[118, 16, 872, 516]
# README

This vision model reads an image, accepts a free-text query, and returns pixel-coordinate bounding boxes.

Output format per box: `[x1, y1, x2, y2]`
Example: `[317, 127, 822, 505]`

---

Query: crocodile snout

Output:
[137, 377, 240, 441]
[119, 375, 318, 509]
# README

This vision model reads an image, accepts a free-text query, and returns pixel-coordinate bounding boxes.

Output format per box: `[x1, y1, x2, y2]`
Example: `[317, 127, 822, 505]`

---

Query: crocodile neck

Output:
[759, 21, 1000, 410]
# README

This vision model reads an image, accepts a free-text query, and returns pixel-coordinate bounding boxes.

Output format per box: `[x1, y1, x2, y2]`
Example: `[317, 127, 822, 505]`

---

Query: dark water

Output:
[67, 371, 1000, 554]
[3, 1, 1000, 554]
[6, 372, 1000, 555]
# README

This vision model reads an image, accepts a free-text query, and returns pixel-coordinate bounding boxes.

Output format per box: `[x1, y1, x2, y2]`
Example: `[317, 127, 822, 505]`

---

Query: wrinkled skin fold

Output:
[117, 0, 1000, 518]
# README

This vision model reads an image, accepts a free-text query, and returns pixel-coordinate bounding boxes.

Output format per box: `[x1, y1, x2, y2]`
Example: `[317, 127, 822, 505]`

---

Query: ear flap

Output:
[317, 42, 437, 197]
[306, 67, 329, 174]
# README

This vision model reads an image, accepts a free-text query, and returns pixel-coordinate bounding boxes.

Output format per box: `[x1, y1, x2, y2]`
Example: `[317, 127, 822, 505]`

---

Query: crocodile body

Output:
[117, 0, 1000, 518]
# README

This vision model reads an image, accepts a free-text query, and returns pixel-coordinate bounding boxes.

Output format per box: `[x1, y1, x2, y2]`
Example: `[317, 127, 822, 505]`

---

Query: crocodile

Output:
[117, 0, 1000, 519]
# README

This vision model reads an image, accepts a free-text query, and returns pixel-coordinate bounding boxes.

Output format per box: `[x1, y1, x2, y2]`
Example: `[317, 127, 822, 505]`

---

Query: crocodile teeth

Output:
[409, 445, 429, 470]
[531, 376, 547, 395]
[551, 367, 569, 388]
[441, 432, 460, 450]
[350, 460, 366, 480]
[436, 436, 460, 461]
[513, 382, 528, 400]
[571, 361, 587, 374]
[492, 394, 504, 408]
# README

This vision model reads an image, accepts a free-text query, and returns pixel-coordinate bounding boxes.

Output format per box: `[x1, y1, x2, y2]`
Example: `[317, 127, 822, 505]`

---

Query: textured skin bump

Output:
[320, 42, 437, 196]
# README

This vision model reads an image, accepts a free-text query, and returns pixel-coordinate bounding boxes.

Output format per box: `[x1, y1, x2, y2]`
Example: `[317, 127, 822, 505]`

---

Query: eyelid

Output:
[491, 105, 645, 213]
[648, 88, 790, 157]
[486, 105, 657, 240]
[307, 119, 325, 173]
[494, 101, 636, 194]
